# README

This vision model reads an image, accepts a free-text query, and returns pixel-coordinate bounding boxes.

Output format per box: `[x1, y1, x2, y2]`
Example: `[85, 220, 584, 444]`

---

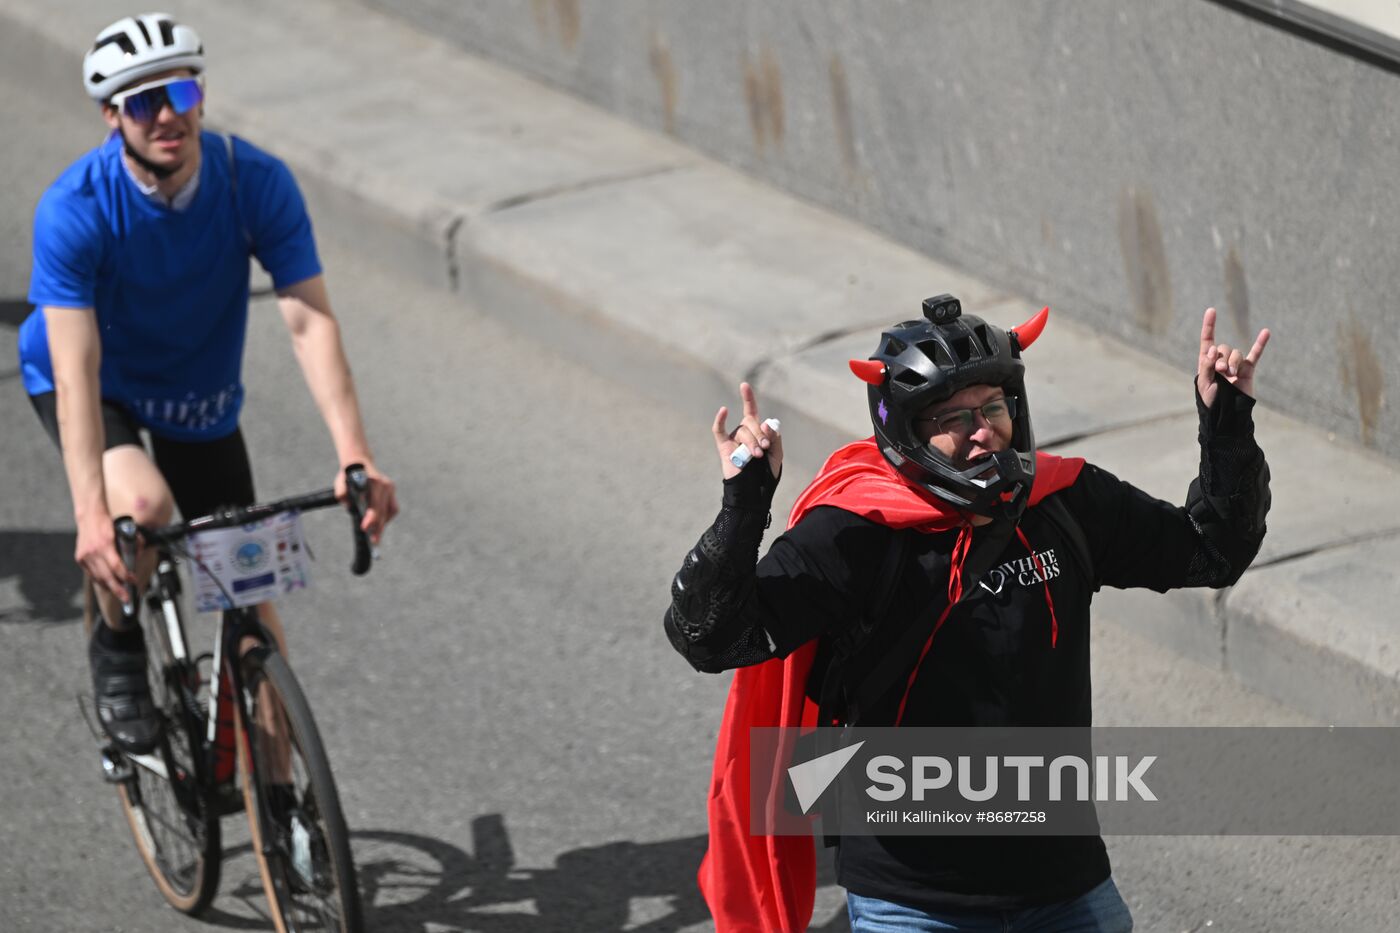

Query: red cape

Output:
[696, 438, 1084, 932]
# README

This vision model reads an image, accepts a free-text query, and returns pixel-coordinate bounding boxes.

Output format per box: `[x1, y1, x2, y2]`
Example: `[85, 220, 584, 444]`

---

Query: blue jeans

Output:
[847, 877, 1133, 932]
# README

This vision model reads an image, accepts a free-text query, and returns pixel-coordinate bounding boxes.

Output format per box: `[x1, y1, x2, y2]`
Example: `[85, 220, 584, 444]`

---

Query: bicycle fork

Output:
[219, 608, 290, 856]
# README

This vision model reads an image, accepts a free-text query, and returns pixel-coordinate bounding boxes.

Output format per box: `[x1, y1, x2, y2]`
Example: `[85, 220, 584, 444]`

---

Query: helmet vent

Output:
[973, 323, 995, 355]
[884, 336, 907, 356]
[915, 339, 952, 367]
[134, 18, 152, 47]
[893, 368, 928, 389]
[158, 19, 176, 45]
[93, 33, 137, 56]
[951, 335, 975, 363]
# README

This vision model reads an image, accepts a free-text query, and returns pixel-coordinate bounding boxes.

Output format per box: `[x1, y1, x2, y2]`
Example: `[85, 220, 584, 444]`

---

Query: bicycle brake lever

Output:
[344, 464, 374, 576]
[112, 516, 141, 621]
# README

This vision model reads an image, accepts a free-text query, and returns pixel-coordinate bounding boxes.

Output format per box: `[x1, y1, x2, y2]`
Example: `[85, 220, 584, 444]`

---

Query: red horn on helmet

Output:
[849, 359, 887, 385]
[1009, 306, 1049, 351]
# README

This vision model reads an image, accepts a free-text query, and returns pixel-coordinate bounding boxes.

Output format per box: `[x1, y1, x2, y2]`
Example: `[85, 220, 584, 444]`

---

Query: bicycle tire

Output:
[84, 579, 222, 914]
[236, 646, 364, 933]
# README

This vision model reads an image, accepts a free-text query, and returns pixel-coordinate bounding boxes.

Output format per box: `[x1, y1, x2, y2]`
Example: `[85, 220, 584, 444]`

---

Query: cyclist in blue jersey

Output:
[17, 13, 399, 755]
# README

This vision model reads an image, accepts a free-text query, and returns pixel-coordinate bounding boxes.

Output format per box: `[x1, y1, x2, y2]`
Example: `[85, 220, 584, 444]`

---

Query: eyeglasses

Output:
[915, 396, 1017, 438]
[110, 76, 204, 123]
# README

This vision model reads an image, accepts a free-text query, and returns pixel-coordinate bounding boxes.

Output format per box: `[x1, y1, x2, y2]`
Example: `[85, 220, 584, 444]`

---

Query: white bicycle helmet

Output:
[83, 13, 204, 101]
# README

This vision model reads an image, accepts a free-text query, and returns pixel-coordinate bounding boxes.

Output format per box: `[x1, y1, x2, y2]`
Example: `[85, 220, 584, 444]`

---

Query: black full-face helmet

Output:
[851, 294, 1050, 520]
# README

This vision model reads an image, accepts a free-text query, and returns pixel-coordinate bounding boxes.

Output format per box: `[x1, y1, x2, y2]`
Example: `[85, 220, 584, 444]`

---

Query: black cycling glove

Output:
[664, 461, 782, 672]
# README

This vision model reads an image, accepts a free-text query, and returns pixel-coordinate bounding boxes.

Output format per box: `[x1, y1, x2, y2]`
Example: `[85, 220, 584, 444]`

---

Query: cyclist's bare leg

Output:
[93, 444, 175, 629]
[243, 603, 294, 784]
[256, 603, 289, 656]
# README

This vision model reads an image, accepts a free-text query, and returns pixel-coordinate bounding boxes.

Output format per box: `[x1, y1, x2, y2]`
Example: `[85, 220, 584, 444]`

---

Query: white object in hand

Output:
[728, 419, 782, 469]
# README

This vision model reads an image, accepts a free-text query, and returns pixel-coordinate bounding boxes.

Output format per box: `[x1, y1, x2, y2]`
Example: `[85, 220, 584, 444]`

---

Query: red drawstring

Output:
[1015, 526, 1059, 647]
[894, 524, 1063, 725]
[894, 524, 972, 726]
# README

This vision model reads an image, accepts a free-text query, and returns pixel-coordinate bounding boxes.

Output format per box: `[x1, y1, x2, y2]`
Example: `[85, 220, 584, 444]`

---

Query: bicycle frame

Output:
[110, 464, 371, 813]
[118, 553, 274, 798]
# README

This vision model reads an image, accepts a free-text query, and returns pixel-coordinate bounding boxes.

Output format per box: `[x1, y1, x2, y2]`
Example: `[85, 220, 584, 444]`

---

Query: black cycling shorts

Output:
[29, 391, 256, 522]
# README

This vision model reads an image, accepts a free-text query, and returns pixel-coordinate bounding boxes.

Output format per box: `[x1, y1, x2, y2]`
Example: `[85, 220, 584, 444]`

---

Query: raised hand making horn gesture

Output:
[713, 382, 784, 480]
[1197, 306, 1271, 405]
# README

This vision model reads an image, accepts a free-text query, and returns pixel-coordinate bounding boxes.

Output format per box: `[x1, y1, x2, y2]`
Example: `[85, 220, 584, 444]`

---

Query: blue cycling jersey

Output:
[19, 130, 321, 441]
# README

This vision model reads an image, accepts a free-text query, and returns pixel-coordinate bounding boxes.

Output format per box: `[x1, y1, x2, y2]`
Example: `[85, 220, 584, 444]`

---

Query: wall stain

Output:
[531, 0, 580, 50]
[829, 53, 858, 176]
[554, 0, 581, 50]
[743, 45, 785, 154]
[650, 31, 678, 135]
[1116, 187, 1173, 336]
[743, 55, 766, 151]
[1340, 314, 1384, 446]
[1223, 244, 1250, 340]
[762, 46, 784, 146]
[530, 0, 550, 38]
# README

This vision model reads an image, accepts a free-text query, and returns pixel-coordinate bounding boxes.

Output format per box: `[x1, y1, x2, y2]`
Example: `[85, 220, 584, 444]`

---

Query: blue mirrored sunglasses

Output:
[111, 77, 203, 123]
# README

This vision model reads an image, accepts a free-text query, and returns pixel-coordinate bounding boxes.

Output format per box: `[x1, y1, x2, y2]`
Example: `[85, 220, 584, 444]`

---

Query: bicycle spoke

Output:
[240, 647, 363, 932]
[103, 580, 221, 916]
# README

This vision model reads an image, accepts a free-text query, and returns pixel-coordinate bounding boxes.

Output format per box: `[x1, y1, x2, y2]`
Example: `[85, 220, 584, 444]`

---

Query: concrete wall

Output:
[364, 0, 1400, 459]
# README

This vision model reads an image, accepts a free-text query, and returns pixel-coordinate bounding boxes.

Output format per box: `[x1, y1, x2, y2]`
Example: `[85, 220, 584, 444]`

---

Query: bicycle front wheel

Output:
[236, 646, 363, 933]
[84, 580, 222, 914]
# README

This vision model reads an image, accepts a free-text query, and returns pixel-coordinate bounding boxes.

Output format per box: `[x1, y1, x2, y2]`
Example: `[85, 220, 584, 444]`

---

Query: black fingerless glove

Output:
[1184, 375, 1270, 585]
[664, 462, 782, 672]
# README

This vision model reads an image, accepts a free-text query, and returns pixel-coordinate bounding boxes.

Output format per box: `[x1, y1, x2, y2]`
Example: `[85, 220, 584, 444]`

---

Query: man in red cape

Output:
[697, 441, 1084, 932]
[664, 296, 1270, 931]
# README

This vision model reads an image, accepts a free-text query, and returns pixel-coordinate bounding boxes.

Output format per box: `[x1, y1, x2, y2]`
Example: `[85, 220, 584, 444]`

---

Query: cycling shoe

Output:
[89, 627, 163, 755]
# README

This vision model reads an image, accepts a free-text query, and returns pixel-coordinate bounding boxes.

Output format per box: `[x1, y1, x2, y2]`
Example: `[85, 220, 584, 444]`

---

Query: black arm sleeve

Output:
[663, 466, 892, 673]
[1183, 375, 1271, 586]
[664, 462, 783, 673]
[1088, 374, 1270, 591]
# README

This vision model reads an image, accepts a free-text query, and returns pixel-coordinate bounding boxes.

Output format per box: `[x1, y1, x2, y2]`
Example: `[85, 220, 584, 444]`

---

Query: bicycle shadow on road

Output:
[204, 814, 849, 932]
[0, 529, 83, 624]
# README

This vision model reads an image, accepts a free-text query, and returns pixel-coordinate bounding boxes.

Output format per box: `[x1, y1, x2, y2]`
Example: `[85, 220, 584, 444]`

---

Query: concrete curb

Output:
[4, 0, 1398, 724]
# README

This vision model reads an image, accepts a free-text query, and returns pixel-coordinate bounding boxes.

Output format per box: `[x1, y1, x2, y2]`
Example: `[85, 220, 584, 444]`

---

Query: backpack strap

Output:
[223, 133, 253, 250]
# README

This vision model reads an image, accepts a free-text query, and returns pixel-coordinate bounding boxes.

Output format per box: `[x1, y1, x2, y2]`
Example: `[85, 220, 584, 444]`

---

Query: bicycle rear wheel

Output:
[236, 645, 363, 933]
[84, 580, 222, 914]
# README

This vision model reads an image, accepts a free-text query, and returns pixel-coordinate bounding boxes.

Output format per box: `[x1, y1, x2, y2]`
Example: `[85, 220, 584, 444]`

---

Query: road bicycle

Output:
[81, 465, 375, 932]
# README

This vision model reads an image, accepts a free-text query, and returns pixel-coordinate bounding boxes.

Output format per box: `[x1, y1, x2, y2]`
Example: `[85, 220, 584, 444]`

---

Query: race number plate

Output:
[188, 511, 312, 612]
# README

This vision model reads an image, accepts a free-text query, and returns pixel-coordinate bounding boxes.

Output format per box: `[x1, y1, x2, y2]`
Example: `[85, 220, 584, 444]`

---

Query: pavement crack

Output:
[744, 317, 901, 389]
[744, 320, 888, 387]
[1040, 410, 1190, 449]
[485, 164, 685, 214]
[1248, 526, 1400, 570]
[795, 323, 872, 352]
[444, 214, 466, 292]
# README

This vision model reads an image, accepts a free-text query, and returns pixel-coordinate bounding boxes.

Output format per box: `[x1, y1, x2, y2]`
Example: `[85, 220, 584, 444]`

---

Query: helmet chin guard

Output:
[851, 295, 1049, 520]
